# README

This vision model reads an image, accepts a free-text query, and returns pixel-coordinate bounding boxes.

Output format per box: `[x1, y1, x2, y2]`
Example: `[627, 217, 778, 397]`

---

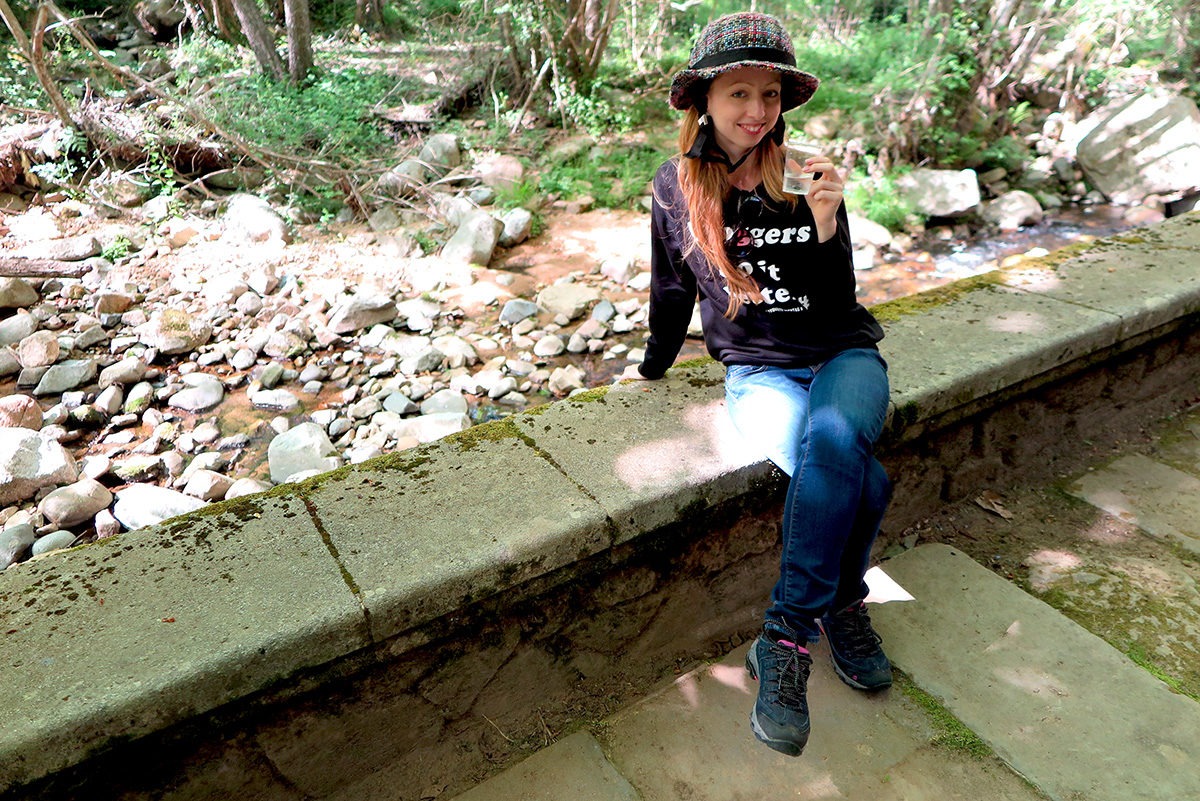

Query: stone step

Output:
[872, 543, 1200, 801]
[454, 606, 1044, 801]
[1067, 452, 1200, 554]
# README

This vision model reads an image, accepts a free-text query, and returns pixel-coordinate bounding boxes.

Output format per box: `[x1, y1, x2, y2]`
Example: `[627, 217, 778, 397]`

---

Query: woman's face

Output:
[705, 67, 782, 162]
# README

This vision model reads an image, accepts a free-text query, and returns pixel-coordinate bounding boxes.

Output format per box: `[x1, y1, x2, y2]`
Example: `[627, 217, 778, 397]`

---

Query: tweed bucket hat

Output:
[670, 12, 818, 112]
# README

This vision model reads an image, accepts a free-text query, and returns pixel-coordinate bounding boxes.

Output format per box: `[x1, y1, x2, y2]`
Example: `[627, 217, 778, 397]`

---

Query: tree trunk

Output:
[0, 257, 92, 279]
[283, 0, 313, 84]
[355, 0, 383, 29]
[229, 0, 286, 81]
[0, 0, 31, 55]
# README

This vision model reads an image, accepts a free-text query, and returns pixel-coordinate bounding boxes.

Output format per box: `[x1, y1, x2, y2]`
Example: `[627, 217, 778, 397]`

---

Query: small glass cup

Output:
[783, 140, 822, 195]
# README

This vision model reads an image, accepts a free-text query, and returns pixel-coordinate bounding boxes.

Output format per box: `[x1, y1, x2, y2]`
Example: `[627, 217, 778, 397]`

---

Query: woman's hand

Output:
[803, 156, 844, 243]
[615, 364, 649, 383]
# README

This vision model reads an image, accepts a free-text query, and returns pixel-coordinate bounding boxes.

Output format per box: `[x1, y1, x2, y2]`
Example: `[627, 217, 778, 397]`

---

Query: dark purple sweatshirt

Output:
[638, 158, 884, 379]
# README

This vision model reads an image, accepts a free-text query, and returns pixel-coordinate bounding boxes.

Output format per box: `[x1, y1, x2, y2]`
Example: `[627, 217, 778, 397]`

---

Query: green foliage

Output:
[978, 135, 1029, 175]
[101, 235, 132, 262]
[563, 89, 633, 138]
[198, 67, 396, 165]
[0, 50, 46, 109]
[172, 35, 244, 85]
[28, 126, 90, 187]
[845, 167, 915, 231]
[538, 144, 662, 210]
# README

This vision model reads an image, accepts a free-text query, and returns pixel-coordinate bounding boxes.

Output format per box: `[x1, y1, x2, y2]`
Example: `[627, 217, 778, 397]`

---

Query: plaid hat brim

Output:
[670, 61, 819, 113]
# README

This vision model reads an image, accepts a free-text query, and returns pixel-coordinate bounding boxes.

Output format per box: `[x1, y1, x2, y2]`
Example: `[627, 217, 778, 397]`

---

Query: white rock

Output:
[183, 469, 235, 501]
[38, 477, 113, 528]
[267, 422, 342, 484]
[113, 483, 207, 530]
[0, 427, 78, 506]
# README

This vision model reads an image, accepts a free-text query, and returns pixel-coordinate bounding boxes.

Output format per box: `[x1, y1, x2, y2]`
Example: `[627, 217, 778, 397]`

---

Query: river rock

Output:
[419, 133, 462, 177]
[22, 234, 100, 262]
[500, 299, 539, 326]
[393, 411, 471, 443]
[548, 364, 586, 395]
[267, 422, 342, 484]
[474, 152, 524, 190]
[31, 529, 77, 557]
[0, 310, 38, 346]
[1076, 92, 1200, 205]
[378, 159, 427, 197]
[0, 395, 42, 429]
[94, 508, 120, 539]
[442, 209, 503, 266]
[100, 355, 148, 387]
[848, 214, 893, 249]
[112, 483, 206, 531]
[250, 388, 300, 413]
[895, 168, 981, 218]
[1, 522, 36, 567]
[0, 277, 39, 309]
[124, 381, 154, 415]
[982, 190, 1044, 231]
[225, 477, 273, 500]
[38, 477, 113, 528]
[182, 469, 234, 501]
[328, 294, 398, 334]
[221, 193, 292, 245]
[168, 372, 225, 412]
[536, 284, 600, 320]
[533, 334, 566, 357]
[498, 208, 533, 247]
[135, 309, 212, 354]
[600, 257, 639, 285]
[16, 330, 60, 368]
[0, 427, 78, 505]
[420, 389, 468, 415]
[33, 359, 97, 396]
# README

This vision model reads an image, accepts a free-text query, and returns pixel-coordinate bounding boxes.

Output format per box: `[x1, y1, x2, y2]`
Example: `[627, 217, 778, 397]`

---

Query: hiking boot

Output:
[820, 601, 893, 690]
[745, 628, 812, 756]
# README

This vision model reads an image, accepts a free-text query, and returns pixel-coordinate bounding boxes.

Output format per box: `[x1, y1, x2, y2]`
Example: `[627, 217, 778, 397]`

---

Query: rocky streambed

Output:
[0, 182, 1143, 571]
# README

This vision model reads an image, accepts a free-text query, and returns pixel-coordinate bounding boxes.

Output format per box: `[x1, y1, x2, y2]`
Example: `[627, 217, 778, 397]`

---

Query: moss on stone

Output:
[442, 418, 522, 452]
[896, 672, 992, 758]
[870, 271, 1006, 324]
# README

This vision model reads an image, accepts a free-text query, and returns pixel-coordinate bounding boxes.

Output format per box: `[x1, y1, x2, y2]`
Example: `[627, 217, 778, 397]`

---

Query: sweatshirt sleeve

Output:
[638, 169, 698, 380]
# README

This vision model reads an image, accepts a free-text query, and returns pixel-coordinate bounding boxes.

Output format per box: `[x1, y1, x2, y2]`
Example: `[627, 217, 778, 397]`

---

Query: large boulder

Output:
[267, 422, 342, 484]
[0, 428, 78, 506]
[1076, 92, 1200, 205]
[982, 190, 1044, 231]
[895, 168, 981, 218]
[441, 210, 503, 266]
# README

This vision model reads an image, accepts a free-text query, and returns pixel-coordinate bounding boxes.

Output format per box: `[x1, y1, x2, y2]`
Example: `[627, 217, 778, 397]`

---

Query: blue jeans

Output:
[724, 348, 892, 640]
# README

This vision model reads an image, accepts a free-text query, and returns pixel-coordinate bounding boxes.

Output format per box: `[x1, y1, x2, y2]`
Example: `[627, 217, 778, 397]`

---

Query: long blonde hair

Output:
[674, 107, 796, 318]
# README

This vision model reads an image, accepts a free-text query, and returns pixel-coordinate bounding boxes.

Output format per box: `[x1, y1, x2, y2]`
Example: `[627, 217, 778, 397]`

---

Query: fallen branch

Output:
[0, 257, 94, 279]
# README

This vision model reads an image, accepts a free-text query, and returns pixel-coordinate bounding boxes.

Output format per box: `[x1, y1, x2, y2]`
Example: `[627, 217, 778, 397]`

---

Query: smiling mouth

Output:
[739, 124, 766, 135]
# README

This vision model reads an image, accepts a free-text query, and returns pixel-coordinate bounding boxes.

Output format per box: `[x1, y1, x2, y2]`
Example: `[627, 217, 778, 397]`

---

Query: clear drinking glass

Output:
[783, 141, 822, 195]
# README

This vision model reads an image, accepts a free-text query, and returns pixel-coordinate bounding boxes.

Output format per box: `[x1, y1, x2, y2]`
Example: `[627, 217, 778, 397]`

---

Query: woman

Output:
[624, 12, 893, 757]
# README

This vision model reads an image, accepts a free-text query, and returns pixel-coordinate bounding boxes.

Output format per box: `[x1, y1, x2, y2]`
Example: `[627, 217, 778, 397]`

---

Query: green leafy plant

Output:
[101, 235, 132, 262]
[28, 126, 90, 187]
[846, 168, 916, 231]
[539, 144, 662, 209]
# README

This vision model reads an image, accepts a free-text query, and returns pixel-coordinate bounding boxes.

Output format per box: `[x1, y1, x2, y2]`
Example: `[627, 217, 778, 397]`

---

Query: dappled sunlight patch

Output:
[1023, 548, 1084, 590]
[999, 265, 1062, 292]
[611, 399, 761, 492]
[992, 664, 1070, 702]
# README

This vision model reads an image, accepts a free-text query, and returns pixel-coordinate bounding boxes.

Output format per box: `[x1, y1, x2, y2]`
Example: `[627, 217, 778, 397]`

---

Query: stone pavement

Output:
[449, 405, 1200, 801]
